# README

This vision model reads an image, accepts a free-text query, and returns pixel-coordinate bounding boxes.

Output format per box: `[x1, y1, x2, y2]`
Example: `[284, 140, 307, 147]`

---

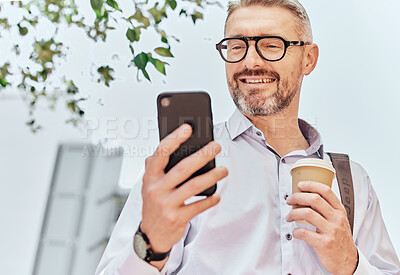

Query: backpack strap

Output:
[327, 153, 355, 235]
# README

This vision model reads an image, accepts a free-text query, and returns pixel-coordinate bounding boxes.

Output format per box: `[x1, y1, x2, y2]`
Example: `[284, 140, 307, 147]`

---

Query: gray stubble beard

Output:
[229, 75, 301, 116]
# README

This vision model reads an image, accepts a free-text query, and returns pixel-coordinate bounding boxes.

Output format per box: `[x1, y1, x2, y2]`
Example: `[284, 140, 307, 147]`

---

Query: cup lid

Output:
[290, 158, 336, 174]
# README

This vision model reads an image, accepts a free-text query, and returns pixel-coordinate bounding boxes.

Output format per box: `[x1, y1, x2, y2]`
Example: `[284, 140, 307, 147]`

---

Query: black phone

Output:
[157, 91, 216, 196]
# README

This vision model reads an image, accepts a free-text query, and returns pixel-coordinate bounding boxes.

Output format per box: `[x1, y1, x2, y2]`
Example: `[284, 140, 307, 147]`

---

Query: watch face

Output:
[134, 233, 147, 259]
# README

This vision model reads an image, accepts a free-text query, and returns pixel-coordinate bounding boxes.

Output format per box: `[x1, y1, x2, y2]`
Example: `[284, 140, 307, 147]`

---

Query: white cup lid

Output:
[290, 158, 336, 174]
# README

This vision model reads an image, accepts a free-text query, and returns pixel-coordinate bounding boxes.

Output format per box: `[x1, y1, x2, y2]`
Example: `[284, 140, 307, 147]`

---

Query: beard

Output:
[228, 68, 301, 116]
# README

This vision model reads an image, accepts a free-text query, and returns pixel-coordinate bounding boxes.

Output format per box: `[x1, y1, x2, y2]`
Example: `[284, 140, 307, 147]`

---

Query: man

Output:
[96, 0, 400, 274]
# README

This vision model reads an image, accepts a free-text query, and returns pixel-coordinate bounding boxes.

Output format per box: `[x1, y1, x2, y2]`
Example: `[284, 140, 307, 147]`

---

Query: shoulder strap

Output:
[327, 153, 355, 235]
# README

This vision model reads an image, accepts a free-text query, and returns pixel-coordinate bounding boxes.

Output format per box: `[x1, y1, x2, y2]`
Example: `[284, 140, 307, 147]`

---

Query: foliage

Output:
[0, 0, 222, 132]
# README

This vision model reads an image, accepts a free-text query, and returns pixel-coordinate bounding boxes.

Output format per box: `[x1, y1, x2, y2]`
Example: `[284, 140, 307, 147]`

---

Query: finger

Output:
[180, 193, 221, 222]
[162, 141, 222, 189]
[148, 123, 193, 175]
[298, 181, 343, 210]
[292, 227, 322, 248]
[169, 166, 228, 205]
[286, 192, 334, 221]
[286, 207, 330, 233]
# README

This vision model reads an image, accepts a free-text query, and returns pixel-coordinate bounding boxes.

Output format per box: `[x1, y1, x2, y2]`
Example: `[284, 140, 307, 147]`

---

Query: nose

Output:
[242, 42, 266, 68]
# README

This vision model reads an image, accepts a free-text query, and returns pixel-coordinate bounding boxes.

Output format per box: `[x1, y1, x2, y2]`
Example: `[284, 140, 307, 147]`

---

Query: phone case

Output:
[157, 91, 216, 196]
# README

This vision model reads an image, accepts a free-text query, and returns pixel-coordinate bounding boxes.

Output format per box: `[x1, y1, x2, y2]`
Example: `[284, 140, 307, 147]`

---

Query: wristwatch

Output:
[133, 224, 171, 263]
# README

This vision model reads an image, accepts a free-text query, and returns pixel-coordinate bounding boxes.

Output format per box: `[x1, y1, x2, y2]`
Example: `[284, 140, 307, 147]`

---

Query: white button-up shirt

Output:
[96, 109, 400, 275]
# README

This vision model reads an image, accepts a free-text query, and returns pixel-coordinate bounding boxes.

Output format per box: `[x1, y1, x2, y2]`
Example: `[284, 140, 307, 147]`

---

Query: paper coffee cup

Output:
[290, 158, 336, 224]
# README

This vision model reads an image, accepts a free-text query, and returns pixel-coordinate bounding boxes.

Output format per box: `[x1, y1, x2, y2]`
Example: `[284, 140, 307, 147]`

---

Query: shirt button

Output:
[256, 131, 262, 136]
[284, 194, 289, 200]
[282, 158, 286, 163]
[286, 233, 292, 241]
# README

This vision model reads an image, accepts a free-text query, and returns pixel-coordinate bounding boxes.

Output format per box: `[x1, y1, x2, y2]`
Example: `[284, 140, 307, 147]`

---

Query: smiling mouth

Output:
[239, 77, 276, 84]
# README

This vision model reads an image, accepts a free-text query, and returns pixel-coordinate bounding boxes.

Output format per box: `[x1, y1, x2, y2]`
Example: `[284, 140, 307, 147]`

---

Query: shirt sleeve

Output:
[352, 163, 400, 274]
[95, 168, 170, 275]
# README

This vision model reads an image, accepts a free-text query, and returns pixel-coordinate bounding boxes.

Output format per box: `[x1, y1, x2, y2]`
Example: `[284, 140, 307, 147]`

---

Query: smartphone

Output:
[157, 91, 216, 196]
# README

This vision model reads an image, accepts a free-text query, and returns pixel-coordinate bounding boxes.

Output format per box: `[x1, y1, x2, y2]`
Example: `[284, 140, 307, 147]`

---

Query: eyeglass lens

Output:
[220, 37, 285, 62]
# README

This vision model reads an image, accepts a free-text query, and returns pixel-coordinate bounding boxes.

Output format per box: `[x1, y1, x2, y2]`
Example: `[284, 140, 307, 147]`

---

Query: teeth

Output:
[244, 78, 275, 84]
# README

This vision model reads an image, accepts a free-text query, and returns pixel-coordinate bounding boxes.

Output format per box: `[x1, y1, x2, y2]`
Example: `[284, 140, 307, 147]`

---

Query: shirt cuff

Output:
[118, 238, 169, 275]
[353, 247, 371, 275]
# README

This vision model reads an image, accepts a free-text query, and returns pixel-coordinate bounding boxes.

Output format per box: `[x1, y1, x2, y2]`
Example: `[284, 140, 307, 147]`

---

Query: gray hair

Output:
[225, 0, 313, 43]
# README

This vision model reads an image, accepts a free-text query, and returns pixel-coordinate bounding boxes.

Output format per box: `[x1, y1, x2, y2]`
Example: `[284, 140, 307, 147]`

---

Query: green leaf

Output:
[142, 69, 150, 81]
[106, 0, 121, 11]
[39, 68, 50, 81]
[97, 66, 115, 87]
[126, 28, 140, 42]
[154, 47, 174, 57]
[133, 52, 149, 70]
[148, 3, 165, 24]
[0, 18, 11, 29]
[66, 80, 79, 94]
[32, 38, 63, 66]
[168, 0, 177, 10]
[149, 56, 167, 75]
[17, 24, 28, 36]
[179, 9, 187, 16]
[0, 62, 12, 87]
[129, 45, 135, 55]
[67, 101, 76, 112]
[26, 119, 35, 126]
[90, 0, 105, 18]
[0, 62, 11, 77]
[90, 0, 104, 11]
[133, 52, 151, 81]
[191, 11, 203, 24]
[156, 29, 167, 38]
[0, 78, 10, 88]
[128, 9, 150, 28]
[161, 36, 168, 43]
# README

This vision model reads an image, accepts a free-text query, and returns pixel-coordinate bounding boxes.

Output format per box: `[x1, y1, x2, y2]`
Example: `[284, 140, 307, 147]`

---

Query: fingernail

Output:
[218, 166, 228, 174]
[181, 123, 192, 135]
[298, 181, 305, 188]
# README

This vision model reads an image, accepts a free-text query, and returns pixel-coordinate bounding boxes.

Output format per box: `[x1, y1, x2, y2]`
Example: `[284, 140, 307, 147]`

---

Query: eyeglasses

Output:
[215, 36, 309, 63]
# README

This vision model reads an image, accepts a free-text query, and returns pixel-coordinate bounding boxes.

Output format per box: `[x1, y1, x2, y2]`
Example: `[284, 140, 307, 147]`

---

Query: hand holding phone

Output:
[140, 124, 228, 268]
[138, 92, 228, 269]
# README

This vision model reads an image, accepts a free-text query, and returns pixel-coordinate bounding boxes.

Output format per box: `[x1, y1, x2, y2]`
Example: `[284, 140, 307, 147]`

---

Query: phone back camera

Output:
[161, 97, 171, 107]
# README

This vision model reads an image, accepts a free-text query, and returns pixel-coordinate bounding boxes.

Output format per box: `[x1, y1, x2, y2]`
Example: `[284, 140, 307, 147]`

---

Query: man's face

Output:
[225, 6, 306, 116]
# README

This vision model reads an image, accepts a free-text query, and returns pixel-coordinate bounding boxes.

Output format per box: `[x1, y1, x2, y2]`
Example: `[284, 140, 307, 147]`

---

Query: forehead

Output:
[225, 6, 298, 39]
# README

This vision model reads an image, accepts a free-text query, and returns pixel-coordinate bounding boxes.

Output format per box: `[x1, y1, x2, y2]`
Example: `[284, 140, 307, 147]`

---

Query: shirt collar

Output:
[226, 109, 254, 140]
[298, 118, 324, 158]
[226, 109, 324, 158]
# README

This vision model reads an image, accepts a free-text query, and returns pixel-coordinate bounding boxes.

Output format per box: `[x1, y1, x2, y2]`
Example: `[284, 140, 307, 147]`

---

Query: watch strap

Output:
[137, 225, 171, 262]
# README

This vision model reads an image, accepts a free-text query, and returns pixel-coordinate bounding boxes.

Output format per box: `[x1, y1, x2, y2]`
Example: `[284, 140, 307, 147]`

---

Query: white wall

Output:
[1, 1, 399, 274]
[0, 97, 84, 274]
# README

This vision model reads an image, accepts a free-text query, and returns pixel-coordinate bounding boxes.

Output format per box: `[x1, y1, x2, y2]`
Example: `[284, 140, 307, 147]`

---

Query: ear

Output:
[302, 44, 319, 76]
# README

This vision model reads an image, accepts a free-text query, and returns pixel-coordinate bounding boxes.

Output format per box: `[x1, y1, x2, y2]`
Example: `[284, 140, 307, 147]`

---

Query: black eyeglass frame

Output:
[215, 35, 309, 63]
